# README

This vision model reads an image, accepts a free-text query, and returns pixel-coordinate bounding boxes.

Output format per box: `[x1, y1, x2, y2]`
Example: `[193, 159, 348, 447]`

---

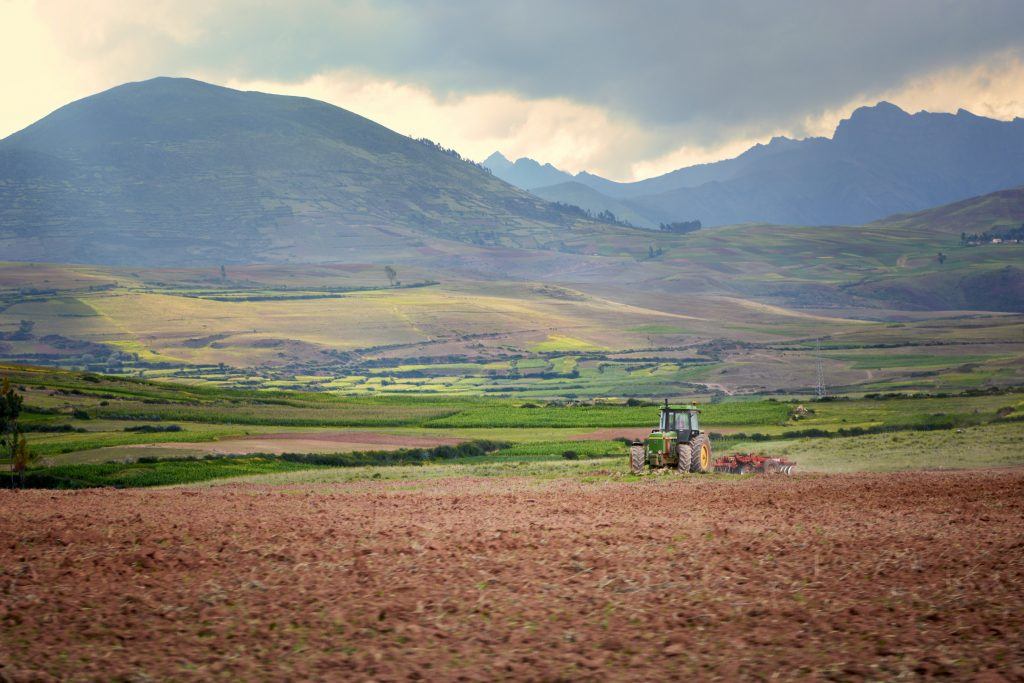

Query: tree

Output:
[659, 220, 701, 234]
[384, 265, 397, 287]
[11, 434, 36, 488]
[0, 377, 26, 487]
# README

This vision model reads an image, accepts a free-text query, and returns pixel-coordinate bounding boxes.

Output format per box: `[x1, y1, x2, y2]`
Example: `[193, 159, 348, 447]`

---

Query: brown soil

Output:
[571, 427, 651, 441]
[124, 431, 465, 457]
[243, 431, 465, 447]
[2, 471, 1023, 680]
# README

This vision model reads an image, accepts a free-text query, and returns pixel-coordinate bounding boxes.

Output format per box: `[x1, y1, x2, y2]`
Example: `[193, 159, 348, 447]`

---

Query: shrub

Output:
[22, 423, 86, 433]
[124, 424, 183, 433]
[562, 450, 579, 460]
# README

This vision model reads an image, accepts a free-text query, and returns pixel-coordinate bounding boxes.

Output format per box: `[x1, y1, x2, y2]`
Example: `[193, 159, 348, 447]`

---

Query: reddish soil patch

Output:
[245, 431, 464, 447]
[2, 472, 1023, 680]
[122, 431, 465, 457]
[571, 427, 650, 441]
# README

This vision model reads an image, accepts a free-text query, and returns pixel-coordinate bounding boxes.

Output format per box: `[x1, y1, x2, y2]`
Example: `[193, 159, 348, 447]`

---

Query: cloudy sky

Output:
[3, 0, 1024, 180]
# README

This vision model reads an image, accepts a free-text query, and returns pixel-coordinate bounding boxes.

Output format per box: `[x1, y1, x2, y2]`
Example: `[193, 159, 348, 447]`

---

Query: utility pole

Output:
[815, 338, 827, 399]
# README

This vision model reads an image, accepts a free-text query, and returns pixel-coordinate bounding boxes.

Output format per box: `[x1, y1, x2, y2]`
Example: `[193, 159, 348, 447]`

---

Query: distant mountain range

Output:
[484, 102, 1024, 228]
[0, 78, 600, 266]
[481, 152, 575, 190]
[2, 77, 1022, 281]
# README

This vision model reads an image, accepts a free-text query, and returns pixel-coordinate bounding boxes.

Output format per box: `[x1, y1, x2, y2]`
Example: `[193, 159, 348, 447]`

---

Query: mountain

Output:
[482, 151, 575, 189]
[0, 77, 597, 266]
[520, 103, 1024, 227]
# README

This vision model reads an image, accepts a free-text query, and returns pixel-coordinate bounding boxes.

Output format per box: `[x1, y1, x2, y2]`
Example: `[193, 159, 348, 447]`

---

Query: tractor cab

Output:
[656, 400, 701, 442]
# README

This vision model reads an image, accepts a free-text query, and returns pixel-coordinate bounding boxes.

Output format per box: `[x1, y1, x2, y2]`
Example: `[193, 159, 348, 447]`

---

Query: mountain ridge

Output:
[0, 77, 609, 266]
[484, 102, 1024, 227]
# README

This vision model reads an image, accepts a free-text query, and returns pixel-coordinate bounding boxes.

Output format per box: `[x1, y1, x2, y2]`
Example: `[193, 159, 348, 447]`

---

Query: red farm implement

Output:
[713, 453, 797, 475]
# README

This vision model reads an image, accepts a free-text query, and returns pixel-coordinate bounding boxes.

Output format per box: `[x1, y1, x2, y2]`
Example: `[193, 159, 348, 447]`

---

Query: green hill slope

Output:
[872, 185, 1024, 235]
[0, 77, 611, 266]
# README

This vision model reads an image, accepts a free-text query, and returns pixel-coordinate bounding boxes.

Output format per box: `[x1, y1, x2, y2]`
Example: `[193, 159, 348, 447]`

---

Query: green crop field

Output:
[11, 456, 312, 489]
[1, 364, 1021, 489]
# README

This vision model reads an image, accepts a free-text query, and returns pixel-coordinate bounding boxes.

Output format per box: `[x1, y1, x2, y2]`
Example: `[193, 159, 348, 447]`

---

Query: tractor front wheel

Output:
[629, 443, 646, 475]
[688, 434, 713, 473]
[676, 443, 692, 473]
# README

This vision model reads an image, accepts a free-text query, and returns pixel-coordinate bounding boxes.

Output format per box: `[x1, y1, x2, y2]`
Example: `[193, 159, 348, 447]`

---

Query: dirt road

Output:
[2, 471, 1022, 680]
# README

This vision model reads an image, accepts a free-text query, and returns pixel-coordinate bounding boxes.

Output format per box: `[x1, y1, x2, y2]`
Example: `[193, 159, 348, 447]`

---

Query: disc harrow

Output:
[713, 452, 797, 475]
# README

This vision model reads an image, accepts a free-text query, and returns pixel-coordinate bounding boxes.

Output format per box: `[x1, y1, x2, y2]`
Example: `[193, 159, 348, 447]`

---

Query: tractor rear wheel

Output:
[688, 434, 713, 473]
[676, 443, 692, 473]
[629, 443, 646, 475]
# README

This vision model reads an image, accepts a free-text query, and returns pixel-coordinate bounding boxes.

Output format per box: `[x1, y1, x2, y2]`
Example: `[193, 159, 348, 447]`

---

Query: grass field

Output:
[748, 421, 1024, 472]
[10, 420, 1022, 489]
[2, 364, 1021, 488]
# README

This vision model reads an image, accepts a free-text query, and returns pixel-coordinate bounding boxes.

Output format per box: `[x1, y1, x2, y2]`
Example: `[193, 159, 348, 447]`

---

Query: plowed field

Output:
[2, 471, 1023, 680]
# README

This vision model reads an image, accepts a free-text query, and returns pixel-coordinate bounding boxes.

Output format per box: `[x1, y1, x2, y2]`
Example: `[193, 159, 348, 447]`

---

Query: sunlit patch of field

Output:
[1, 296, 99, 318]
[54, 282, 697, 365]
[529, 334, 605, 352]
[106, 340, 182, 363]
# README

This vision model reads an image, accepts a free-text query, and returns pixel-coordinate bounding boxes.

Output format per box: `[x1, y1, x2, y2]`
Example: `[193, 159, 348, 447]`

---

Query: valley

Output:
[4, 9, 1024, 682]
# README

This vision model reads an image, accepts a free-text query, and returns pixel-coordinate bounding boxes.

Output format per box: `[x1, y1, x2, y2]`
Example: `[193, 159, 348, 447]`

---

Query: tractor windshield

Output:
[659, 408, 699, 432]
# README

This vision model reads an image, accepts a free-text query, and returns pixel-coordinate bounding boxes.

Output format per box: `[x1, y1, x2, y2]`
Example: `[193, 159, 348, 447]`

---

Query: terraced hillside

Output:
[0, 258, 1020, 396]
[0, 189, 1021, 396]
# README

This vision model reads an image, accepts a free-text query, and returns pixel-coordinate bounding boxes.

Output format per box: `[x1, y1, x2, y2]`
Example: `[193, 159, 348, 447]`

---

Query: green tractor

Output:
[630, 400, 713, 475]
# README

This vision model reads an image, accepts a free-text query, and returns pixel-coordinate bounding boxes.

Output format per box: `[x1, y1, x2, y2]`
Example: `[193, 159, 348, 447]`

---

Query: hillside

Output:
[0, 78, 608, 266]
[874, 185, 1024, 234]
[530, 181, 657, 228]
[489, 103, 1024, 227]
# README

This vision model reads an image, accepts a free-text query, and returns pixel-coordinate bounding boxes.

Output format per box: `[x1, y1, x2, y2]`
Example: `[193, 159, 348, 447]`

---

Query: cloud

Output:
[4, 1, 1024, 180]
[0, 1, 93, 138]
[220, 71, 663, 177]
